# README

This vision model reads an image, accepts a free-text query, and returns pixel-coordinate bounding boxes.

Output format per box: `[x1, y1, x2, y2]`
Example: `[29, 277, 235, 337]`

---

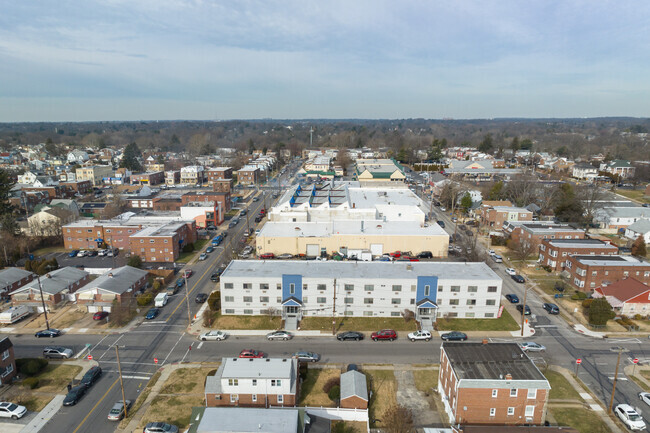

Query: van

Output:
[154, 293, 168, 308]
[491, 254, 503, 263]
[0, 306, 31, 324]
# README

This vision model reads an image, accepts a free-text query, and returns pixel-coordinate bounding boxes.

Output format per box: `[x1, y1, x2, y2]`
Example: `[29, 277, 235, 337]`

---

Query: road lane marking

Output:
[71, 377, 119, 433]
[99, 334, 124, 360]
[197, 342, 204, 349]
[121, 375, 153, 380]
[161, 332, 186, 366]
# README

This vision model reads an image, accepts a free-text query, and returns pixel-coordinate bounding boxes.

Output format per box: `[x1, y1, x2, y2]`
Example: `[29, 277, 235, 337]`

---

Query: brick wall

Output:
[539, 241, 618, 271]
[566, 258, 650, 291]
[0, 345, 16, 385]
[456, 387, 548, 425]
[206, 392, 296, 408]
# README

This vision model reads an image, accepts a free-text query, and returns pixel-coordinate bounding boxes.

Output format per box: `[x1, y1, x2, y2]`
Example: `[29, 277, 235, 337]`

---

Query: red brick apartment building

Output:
[439, 342, 550, 426]
[0, 268, 36, 299]
[207, 167, 233, 183]
[0, 337, 17, 385]
[480, 206, 533, 230]
[538, 238, 619, 271]
[130, 171, 164, 185]
[213, 179, 232, 193]
[236, 166, 260, 184]
[129, 222, 197, 263]
[61, 180, 93, 195]
[565, 255, 650, 291]
[504, 222, 585, 250]
[182, 191, 231, 214]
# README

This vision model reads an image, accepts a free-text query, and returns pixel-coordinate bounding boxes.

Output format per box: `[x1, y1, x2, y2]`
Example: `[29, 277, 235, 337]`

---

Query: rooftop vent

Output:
[266, 359, 270, 362]
[505, 373, 512, 381]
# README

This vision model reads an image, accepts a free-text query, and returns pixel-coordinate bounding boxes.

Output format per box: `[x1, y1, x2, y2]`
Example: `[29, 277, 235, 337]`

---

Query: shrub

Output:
[588, 297, 615, 326]
[582, 299, 593, 309]
[402, 309, 415, 323]
[571, 291, 588, 300]
[202, 308, 214, 327]
[207, 291, 220, 312]
[22, 377, 40, 389]
[182, 242, 194, 253]
[634, 314, 644, 321]
[137, 293, 153, 306]
[152, 280, 162, 292]
[127, 255, 143, 269]
[328, 385, 340, 402]
[16, 358, 48, 376]
[322, 376, 341, 394]
[24, 260, 32, 272]
[541, 265, 552, 273]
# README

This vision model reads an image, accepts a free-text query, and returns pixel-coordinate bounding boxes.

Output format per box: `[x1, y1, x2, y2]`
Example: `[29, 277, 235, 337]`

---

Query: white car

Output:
[97, 249, 107, 257]
[198, 253, 207, 261]
[198, 330, 227, 341]
[77, 250, 87, 257]
[407, 330, 432, 342]
[505, 268, 516, 276]
[640, 392, 650, 407]
[614, 404, 646, 431]
[0, 402, 27, 419]
[488, 249, 496, 256]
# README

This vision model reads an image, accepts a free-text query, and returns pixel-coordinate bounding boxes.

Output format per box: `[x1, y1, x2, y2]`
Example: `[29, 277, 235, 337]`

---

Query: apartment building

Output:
[10, 267, 90, 309]
[220, 261, 502, 330]
[205, 357, 299, 407]
[593, 278, 650, 318]
[439, 342, 550, 425]
[60, 180, 92, 195]
[0, 268, 36, 299]
[130, 171, 164, 185]
[504, 222, 585, 250]
[565, 255, 650, 290]
[480, 206, 533, 230]
[538, 238, 618, 271]
[0, 337, 17, 385]
[144, 163, 165, 172]
[236, 165, 260, 184]
[75, 266, 148, 313]
[128, 221, 197, 263]
[75, 165, 114, 186]
[165, 170, 180, 185]
[180, 165, 206, 185]
[207, 167, 233, 183]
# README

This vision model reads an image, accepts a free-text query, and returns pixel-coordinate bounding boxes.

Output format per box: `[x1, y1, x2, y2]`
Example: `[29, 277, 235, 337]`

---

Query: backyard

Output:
[299, 367, 340, 407]
[365, 369, 397, 429]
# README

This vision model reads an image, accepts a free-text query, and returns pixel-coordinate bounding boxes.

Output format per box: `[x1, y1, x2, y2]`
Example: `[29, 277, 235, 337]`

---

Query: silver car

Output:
[199, 330, 227, 341]
[43, 346, 73, 359]
[107, 400, 132, 421]
[266, 330, 293, 341]
[519, 342, 546, 352]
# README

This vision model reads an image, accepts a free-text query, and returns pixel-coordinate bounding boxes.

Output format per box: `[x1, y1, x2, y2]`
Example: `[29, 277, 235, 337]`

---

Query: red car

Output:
[184, 269, 194, 278]
[260, 208, 266, 215]
[389, 251, 402, 258]
[260, 253, 275, 259]
[239, 349, 266, 359]
[93, 311, 109, 320]
[371, 329, 397, 341]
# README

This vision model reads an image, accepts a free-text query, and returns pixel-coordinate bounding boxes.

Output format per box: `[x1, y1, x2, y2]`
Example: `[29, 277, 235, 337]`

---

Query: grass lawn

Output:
[32, 245, 66, 257]
[642, 370, 650, 381]
[366, 369, 397, 429]
[300, 317, 418, 332]
[28, 364, 83, 393]
[412, 370, 438, 394]
[143, 395, 204, 430]
[52, 309, 87, 329]
[214, 314, 282, 330]
[299, 368, 340, 407]
[550, 407, 611, 433]
[544, 371, 582, 401]
[158, 367, 215, 394]
[177, 239, 210, 263]
[436, 308, 519, 331]
[331, 421, 367, 433]
[630, 374, 649, 391]
[616, 189, 650, 204]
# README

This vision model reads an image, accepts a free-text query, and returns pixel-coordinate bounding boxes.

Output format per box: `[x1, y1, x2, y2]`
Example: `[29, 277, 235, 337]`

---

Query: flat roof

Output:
[259, 219, 447, 238]
[546, 239, 617, 249]
[220, 357, 296, 379]
[573, 255, 650, 267]
[223, 260, 500, 282]
[195, 407, 298, 433]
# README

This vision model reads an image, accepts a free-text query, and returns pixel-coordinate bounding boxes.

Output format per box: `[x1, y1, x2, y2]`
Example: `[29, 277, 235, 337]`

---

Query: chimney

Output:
[482, 338, 488, 345]
[505, 373, 512, 381]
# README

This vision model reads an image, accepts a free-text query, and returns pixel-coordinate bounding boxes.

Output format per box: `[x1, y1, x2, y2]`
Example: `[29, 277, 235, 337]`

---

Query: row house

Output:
[593, 278, 650, 318]
[565, 255, 650, 291]
[538, 238, 618, 271]
[0, 268, 36, 299]
[165, 170, 180, 185]
[213, 178, 233, 193]
[130, 171, 164, 185]
[439, 341, 550, 426]
[480, 206, 533, 230]
[504, 222, 585, 251]
[75, 266, 148, 313]
[10, 267, 90, 310]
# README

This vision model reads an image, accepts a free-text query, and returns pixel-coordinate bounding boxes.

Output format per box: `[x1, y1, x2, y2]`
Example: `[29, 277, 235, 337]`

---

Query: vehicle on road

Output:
[145, 308, 160, 320]
[205, 246, 214, 253]
[210, 272, 222, 282]
[107, 400, 132, 421]
[143, 422, 179, 433]
[228, 219, 238, 228]
[440, 331, 468, 341]
[277, 253, 293, 259]
[505, 294, 519, 303]
[614, 404, 646, 431]
[195, 293, 208, 303]
[408, 330, 432, 341]
[511, 274, 525, 283]
[487, 249, 495, 256]
[43, 346, 73, 359]
[371, 329, 397, 341]
[199, 330, 227, 341]
[183, 269, 194, 278]
[63, 384, 88, 406]
[519, 342, 546, 352]
[0, 402, 27, 420]
[260, 253, 275, 259]
[240, 209, 247, 216]
[211, 235, 223, 246]
[198, 253, 207, 261]
[175, 278, 185, 288]
[93, 311, 109, 320]
[336, 331, 364, 341]
[543, 303, 560, 315]
[639, 392, 650, 407]
[80, 366, 102, 387]
[252, 196, 259, 202]
[491, 254, 503, 263]
[68, 250, 79, 257]
[376, 255, 392, 262]
[266, 330, 292, 341]
[293, 351, 320, 362]
[436, 220, 445, 228]
[516, 304, 531, 315]
[239, 349, 265, 358]
[505, 267, 516, 276]
[35, 329, 61, 338]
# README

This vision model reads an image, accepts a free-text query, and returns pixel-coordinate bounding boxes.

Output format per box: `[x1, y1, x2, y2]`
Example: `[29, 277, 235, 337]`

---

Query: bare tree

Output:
[335, 148, 352, 174]
[507, 237, 538, 272]
[103, 188, 127, 219]
[382, 404, 414, 433]
[503, 170, 538, 206]
[577, 183, 607, 230]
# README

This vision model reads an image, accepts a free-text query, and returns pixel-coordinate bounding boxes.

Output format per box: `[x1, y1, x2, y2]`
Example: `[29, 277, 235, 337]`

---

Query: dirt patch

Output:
[142, 395, 204, 430]
[395, 369, 440, 426]
[365, 369, 397, 429]
[299, 368, 340, 407]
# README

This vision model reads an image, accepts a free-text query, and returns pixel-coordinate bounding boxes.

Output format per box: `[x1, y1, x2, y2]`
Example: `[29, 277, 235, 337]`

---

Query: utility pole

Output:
[115, 345, 128, 418]
[520, 284, 528, 337]
[331, 278, 337, 336]
[184, 272, 192, 327]
[37, 275, 50, 330]
[608, 347, 623, 414]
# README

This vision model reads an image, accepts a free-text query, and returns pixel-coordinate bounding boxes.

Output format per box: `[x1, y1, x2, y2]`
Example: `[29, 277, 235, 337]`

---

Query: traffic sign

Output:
[633, 358, 639, 364]
[576, 358, 582, 365]
[154, 358, 158, 364]
[87, 355, 93, 360]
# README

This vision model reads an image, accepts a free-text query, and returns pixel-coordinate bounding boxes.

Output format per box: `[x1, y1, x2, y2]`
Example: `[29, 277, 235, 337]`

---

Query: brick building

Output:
[565, 255, 650, 291]
[61, 180, 93, 195]
[75, 266, 148, 313]
[236, 166, 260, 185]
[504, 222, 585, 250]
[593, 278, 650, 318]
[340, 370, 368, 409]
[538, 238, 618, 271]
[126, 196, 154, 210]
[213, 179, 233, 193]
[0, 337, 17, 385]
[165, 170, 180, 186]
[130, 171, 164, 185]
[439, 341, 550, 426]
[205, 357, 299, 407]
[480, 206, 533, 230]
[182, 191, 232, 215]
[129, 221, 197, 263]
[207, 167, 233, 183]
[9, 267, 90, 310]
[0, 268, 36, 300]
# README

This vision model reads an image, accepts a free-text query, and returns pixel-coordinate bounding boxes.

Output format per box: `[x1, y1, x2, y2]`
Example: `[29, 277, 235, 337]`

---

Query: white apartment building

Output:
[220, 261, 502, 330]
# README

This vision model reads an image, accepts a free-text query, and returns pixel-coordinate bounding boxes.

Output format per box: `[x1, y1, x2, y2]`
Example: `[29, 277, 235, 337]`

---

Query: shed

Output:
[340, 370, 368, 409]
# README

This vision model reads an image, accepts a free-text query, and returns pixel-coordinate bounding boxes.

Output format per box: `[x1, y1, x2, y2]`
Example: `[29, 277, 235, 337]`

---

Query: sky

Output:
[1, 0, 649, 121]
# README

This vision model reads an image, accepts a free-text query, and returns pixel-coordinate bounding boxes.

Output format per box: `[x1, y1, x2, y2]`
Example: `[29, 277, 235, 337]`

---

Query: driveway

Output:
[0, 410, 39, 433]
[394, 369, 441, 427]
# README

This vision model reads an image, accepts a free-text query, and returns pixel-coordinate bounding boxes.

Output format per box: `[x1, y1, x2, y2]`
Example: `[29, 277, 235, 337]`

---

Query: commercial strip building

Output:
[220, 261, 502, 329]
[538, 238, 619, 271]
[130, 171, 165, 185]
[565, 255, 650, 290]
[354, 158, 405, 183]
[444, 160, 522, 181]
[439, 342, 550, 425]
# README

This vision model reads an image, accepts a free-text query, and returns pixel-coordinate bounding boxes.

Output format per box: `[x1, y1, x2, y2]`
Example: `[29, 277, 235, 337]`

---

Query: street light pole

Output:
[115, 345, 128, 418]
[608, 347, 623, 414]
[520, 284, 528, 337]
[184, 272, 192, 327]
[37, 275, 50, 330]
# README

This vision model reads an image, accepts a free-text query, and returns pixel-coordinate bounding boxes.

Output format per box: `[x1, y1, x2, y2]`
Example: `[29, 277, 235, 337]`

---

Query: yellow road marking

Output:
[72, 377, 119, 433]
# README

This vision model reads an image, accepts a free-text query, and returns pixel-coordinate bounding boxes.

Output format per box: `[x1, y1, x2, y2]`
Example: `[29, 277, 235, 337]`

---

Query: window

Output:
[492, 389, 498, 398]
[486, 299, 496, 306]
[224, 283, 233, 289]
[260, 296, 269, 303]
[364, 298, 373, 304]
[317, 297, 326, 304]
[317, 284, 326, 291]
[466, 299, 476, 306]
[508, 407, 515, 416]
[302, 297, 308, 303]
[150, 248, 155, 252]
[592, 271, 597, 276]
[344, 297, 354, 304]
[468, 285, 478, 293]
[525, 406, 535, 417]
[260, 283, 269, 291]
[225, 309, 235, 314]
[150, 239, 155, 243]
[490, 408, 496, 417]
[228, 379, 239, 386]
[290, 283, 295, 294]
[527, 389, 537, 399]
[230, 394, 238, 403]
[243, 283, 252, 290]
[243, 296, 253, 303]
[243, 309, 253, 314]
[411, 285, 416, 292]
[363, 311, 373, 317]
[465, 312, 475, 318]
[303, 284, 308, 291]
[277, 284, 282, 290]
[392, 285, 402, 292]
[391, 298, 401, 305]
[424, 285, 430, 296]
[438, 285, 443, 292]
[485, 313, 495, 318]
[277, 395, 284, 403]
[344, 284, 354, 291]
[449, 299, 459, 306]
[451, 285, 460, 292]
[224, 296, 234, 302]
[391, 312, 401, 317]
[2, 350, 9, 360]
[487, 286, 497, 293]
[364, 284, 374, 291]
[510, 389, 518, 397]
[252, 394, 257, 402]
[271, 379, 282, 387]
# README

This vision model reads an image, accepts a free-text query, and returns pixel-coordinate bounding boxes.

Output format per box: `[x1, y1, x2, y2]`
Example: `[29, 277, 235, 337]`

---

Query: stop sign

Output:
[576, 358, 582, 365]
[154, 358, 158, 364]
[87, 354, 93, 360]
[633, 358, 639, 364]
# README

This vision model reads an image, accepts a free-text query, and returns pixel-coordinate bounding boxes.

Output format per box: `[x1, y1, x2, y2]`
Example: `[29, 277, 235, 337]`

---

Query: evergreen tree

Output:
[488, 181, 504, 200]
[0, 169, 16, 216]
[510, 136, 520, 152]
[588, 297, 615, 326]
[478, 134, 493, 153]
[460, 192, 473, 214]
[119, 142, 143, 172]
[553, 183, 584, 223]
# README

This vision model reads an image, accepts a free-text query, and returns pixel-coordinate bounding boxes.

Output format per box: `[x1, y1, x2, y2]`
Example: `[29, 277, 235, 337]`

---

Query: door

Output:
[370, 244, 383, 256]
[306, 244, 319, 257]
[87, 305, 99, 313]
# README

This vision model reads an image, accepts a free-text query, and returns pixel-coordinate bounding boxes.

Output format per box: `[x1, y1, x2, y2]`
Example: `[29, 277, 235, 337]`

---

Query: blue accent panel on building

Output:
[282, 274, 303, 302]
[416, 276, 438, 303]
[282, 299, 301, 307]
[417, 300, 437, 309]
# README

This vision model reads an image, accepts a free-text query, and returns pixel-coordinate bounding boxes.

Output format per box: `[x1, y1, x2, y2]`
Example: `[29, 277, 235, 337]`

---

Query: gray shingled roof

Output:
[340, 370, 368, 401]
[10, 267, 88, 295]
[75, 266, 148, 295]
[628, 218, 650, 234]
[0, 268, 35, 289]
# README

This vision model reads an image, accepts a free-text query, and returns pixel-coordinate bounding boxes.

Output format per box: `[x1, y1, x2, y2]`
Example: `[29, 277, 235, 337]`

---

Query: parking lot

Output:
[52, 251, 127, 269]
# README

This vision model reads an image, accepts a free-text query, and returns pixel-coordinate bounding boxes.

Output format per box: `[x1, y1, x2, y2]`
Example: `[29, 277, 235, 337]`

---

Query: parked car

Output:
[639, 392, 650, 407]
[543, 303, 560, 315]
[80, 366, 102, 387]
[63, 384, 88, 406]
[107, 248, 118, 257]
[43, 346, 73, 359]
[199, 330, 227, 341]
[107, 400, 132, 421]
[416, 251, 433, 259]
[389, 251, 402, 258]
[260, 253, 275, 259]
[407, 330, 432, 342]
[93, 311, 109, 320]
[441, 331, 468, 341]
[87, 250, 98, 257]
[97, 249, 107, 257]
[277, 253, 293, 259]
[211, 235, 223, 246]
[436, 220, 445, 228]
[371, 329, 397, 341]
[505, 267, 516, 276]
[0, 402, 27, 420]
[183, 269, 194, 278]
[76, 250, 87, 257]
[198, 253, 207, 261]
[145, 308, 160, 320]
[210, 272, 222, 282]
[266, 330, 292, 341]
[68, 250, 79, 258]
[239, 349, 265, 359]
[292, 351, 320, 362]
[519, 342, 546, 352]
[511, 274, 525, 283]
[175, 278, 185, 288]
[505, 294, 519, 303]
[336, 331, 364, 341]
[491, 254, 503, 263]
[205, 246, 214, 253]
[195, 293, 208, 303]
[614, 404, 646, 431]
[240, 209, 247, 216]
[35, 329, 61, 338]
[143, 422, 179, 433]
[487, 249, 495, 256]
[516, 305, 531, 315]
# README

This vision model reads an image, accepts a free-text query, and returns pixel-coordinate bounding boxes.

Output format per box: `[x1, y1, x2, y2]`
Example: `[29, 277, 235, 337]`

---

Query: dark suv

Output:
[80, 366, 102, 387]
[516, 304, 532, 315]
[416, 251, 433, 259]
[371, 329, 397, 341]
[543, 303, 560, 315]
